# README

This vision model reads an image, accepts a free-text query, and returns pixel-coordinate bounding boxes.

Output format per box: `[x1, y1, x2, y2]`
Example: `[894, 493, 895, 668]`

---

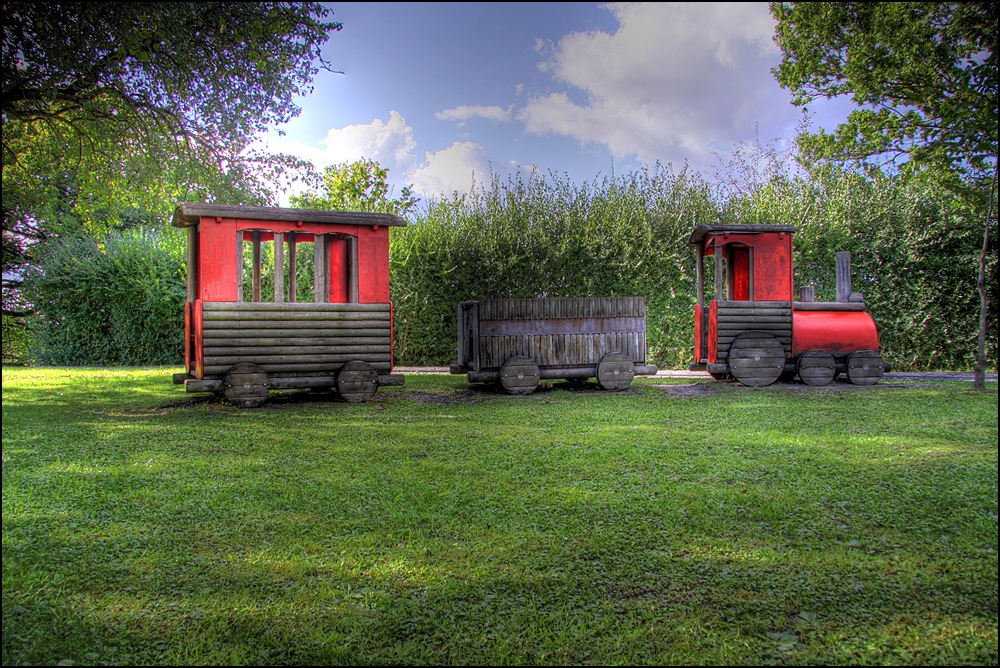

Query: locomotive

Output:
[687, 223, 886, 386]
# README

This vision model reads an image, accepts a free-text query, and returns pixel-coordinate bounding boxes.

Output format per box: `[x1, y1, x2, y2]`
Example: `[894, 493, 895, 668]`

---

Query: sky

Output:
[260, 2, 858, 205]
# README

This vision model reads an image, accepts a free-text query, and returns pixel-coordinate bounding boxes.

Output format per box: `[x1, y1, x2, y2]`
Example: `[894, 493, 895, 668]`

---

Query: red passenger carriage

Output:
[172, 203, 406, 406]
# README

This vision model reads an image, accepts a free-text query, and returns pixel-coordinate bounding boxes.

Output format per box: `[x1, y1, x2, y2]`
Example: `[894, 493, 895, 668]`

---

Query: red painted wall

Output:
[752, 233, 793, 301]
[358, 226, 391, 303]
[707, 300, 719, 363]
[197, 217, 239, 301]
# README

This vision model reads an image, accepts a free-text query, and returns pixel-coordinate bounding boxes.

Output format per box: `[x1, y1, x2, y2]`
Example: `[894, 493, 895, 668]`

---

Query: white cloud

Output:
[411, 142, 496, 198]
[436, 105, 512, 125]
[264, 112, 499, 202]
[518, 2, 790, 167]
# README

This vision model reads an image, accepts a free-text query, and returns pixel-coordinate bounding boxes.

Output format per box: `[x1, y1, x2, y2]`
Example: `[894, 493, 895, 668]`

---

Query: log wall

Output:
[471, 297, 647, 370]
[714, 300, 792, 362]
[201, 301, 391, 377]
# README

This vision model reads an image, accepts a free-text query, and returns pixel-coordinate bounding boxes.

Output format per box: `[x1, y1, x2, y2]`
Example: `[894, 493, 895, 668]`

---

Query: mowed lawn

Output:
[2, 367, 997, 666]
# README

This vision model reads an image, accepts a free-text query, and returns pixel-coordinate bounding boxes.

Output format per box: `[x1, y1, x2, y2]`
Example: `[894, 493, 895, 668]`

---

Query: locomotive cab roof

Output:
[687, 224, 798, 247]
[171, 202, 407, 228]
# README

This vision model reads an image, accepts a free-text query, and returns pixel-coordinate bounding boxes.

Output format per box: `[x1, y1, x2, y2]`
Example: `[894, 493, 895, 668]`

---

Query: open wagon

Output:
[172, 203, 405, 406]
[688, 223, 888, 386]
[449, 297, 658, 394]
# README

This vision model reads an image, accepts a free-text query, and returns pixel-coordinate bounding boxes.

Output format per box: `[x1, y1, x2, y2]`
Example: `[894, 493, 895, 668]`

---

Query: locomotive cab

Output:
[688, 224, 886, 386]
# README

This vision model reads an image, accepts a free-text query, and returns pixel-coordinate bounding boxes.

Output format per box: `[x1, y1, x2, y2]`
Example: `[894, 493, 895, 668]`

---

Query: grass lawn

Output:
[2, 367, 997, 665]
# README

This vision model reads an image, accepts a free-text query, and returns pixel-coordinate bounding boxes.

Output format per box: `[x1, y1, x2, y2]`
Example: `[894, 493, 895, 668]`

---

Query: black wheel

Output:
[797, 349, 836, 386]
[847, 350, 884, 385]
[597, 352, 635, 391]
[499, 356, 540, 395]
[223, 362, 270, 408]
[728, 332, 785, 387]
[337, 360, 379, 402]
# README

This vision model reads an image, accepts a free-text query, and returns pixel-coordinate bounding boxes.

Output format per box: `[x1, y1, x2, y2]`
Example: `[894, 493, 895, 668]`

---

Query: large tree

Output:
[770, 1, 998, 388]
[2, 2, 341, 316]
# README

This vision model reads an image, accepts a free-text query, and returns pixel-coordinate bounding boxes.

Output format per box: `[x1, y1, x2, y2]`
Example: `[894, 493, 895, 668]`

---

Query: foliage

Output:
[291, 158, 420, 216]
[770, 2, 998, 180]
[389, 165, 716, 367]
[2, 2, 339, 317]
[21, 228, 187, 365]
[2, 369, 997, 665]
[1, 314, 31, 364]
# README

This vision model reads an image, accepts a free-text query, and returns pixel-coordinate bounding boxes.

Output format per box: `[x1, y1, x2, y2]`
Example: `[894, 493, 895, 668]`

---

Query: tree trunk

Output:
[975, 164, 997, 392]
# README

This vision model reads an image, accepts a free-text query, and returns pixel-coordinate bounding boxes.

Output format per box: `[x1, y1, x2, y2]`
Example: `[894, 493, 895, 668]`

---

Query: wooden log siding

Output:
[201, 302, 391, 377]
[475, 297, 646, 370]
[714, 300, 792, 362]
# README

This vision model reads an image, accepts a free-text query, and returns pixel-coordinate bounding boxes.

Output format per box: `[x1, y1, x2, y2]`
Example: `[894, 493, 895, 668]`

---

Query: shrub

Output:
[23, 228, 187, 366]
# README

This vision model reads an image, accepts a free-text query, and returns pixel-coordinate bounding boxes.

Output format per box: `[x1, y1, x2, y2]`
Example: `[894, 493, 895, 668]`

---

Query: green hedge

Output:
[23, 229, 187, 366]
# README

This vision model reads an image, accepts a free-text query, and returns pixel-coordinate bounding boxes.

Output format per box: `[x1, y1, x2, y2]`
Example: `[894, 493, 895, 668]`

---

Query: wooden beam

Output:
[714, 241, 723, 301]
[836, 251, 852, 302]
[273, 232, 284, 303]
[251, 230, 261, 302]
[348, 235, 359, 303]
[313, 234, 326, 303]
[695, 245, 704, 307]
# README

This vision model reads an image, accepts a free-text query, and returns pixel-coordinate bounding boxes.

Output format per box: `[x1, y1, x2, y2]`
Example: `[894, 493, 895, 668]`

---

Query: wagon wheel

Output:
[846, 350, 884, 386]
[597, 352, 635, 391]
[499, 356, 540, 395]
[223, 362, 270, 408]
[797, 349, 837, 386]
[337, 360, 379, 402]
[727, 332, 785, 387]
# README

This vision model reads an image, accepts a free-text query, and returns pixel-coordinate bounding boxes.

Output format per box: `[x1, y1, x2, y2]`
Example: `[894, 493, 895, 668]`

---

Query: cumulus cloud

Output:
[436, 105, 513, 125]
[265, 111, 499, 201]
[518, 2, 790, 166]
[411, 142, 496, 197]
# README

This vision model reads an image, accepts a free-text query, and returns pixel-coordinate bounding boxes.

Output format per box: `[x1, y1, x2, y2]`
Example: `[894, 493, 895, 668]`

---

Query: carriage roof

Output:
[171, 203, 407, 229]
[687, 224, 798, 246]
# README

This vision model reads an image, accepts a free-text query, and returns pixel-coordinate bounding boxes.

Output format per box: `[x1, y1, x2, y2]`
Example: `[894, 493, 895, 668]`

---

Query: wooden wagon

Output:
[171, 203, 406, 406]
[449, 297, 658, 393]
[688, 223, 888, 386]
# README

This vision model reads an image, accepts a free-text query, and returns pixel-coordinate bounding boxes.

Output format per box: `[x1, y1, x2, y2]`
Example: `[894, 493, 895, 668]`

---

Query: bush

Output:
[23, 228, 187, 366]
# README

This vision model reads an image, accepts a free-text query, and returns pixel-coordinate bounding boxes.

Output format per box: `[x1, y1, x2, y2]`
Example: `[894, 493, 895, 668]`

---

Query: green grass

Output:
[2, 367, 997, 665]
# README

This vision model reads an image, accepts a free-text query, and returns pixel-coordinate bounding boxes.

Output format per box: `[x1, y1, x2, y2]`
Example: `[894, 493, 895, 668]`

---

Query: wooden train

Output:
[173, 205, 886, 404]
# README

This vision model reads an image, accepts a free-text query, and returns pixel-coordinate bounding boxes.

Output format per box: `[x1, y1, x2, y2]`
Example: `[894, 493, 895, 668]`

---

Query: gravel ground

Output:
[394, 366, 997, 382]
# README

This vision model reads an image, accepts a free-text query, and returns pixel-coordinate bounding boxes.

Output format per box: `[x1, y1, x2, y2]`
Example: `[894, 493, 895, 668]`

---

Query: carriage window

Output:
[238, 231, 316, 303]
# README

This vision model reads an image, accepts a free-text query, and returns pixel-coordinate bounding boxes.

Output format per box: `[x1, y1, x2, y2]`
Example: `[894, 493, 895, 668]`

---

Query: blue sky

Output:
[260, 2, 857, 204]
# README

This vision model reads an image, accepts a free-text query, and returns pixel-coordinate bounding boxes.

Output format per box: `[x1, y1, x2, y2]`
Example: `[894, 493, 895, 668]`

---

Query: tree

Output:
[290, 159, 420, 217]
[771, 1, 998, 388]
[2, 2, 341, 317]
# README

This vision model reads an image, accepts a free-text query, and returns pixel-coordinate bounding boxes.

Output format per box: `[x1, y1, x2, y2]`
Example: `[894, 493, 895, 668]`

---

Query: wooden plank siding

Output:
[201, 302, 391, 377]
[714, 300, 792, 362]
[472, 297, 647, 370]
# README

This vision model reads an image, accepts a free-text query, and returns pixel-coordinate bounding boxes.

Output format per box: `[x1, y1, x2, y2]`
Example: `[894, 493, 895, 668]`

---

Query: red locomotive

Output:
[171, 203, 406, 406]
[688, 224, 887, 386]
